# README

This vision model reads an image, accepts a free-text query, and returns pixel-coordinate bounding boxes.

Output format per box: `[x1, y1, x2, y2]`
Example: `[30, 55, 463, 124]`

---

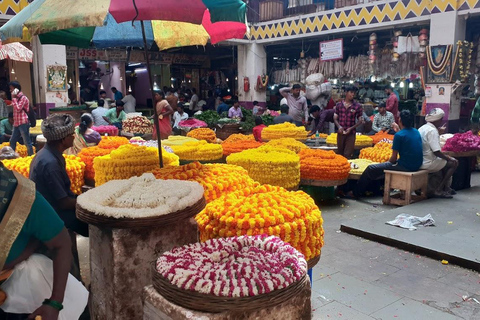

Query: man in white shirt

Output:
[122, 93, 137, 113]
[91, 100, 109, 126]
[419, 108, 458, 198]
[172, 104, 189, 135]
[189, 88, 200, 113]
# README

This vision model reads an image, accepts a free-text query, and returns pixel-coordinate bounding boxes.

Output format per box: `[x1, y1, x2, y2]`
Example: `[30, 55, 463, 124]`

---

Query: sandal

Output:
[432, 192, 453, 199]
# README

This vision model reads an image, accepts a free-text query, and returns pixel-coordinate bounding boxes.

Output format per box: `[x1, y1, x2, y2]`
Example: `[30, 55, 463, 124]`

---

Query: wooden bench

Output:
[383, 170, 428, 206]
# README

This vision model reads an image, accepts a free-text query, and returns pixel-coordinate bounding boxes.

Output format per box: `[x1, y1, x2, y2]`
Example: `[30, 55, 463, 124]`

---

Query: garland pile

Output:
[261, 123, 308, 140]
[78, 146, 112, 180]
[266, 138, 308, 154]
[442, 131, 480, 153]
[92, 125, 118, 136]
[122, 116, 153, 134]
[348, 159, 378, 175]
[221, 139, 263, 156]
[299, 149, 350, 180]
[371, 131, 394, 145]
[222, 134, 255, 143]
[196, 184, 324, 261]
[162, 135, 198, 146]
[171, 140, 223, 161]
[326, 133, 373, 147]
[187, 128, 217, 143]
[359, 141, 393, 162]
[0, 143, 36, 157]
[97, 136, 129, 150]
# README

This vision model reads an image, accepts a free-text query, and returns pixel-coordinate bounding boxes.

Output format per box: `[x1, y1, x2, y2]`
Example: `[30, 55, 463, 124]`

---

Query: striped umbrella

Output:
[0, 41, 33, 63]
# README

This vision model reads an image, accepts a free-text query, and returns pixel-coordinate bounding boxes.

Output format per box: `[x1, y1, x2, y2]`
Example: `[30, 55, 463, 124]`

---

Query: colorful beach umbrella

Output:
[0, 41, 33, 63]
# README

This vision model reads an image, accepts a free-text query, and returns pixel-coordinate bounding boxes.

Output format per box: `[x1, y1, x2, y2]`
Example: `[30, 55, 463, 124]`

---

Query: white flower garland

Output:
[77, 173, 204, 218]
[156, 235, 307, 298]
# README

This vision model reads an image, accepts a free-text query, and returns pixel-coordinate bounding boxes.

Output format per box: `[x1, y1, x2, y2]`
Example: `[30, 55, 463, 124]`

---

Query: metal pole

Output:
[141, 20, 163, 168]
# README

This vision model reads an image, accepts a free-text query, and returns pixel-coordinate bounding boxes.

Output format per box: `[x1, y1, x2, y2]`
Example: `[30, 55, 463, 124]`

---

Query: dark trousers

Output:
[354, 162, 409, 197]
[337, 132, 356, 159]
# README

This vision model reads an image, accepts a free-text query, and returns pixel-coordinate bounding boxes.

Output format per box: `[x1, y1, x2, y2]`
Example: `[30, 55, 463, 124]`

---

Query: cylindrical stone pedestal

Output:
[89, 217, 199, 319]
[142, 283, 312, 320]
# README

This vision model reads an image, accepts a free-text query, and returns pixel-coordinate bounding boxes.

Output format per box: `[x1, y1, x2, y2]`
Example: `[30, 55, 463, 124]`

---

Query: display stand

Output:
[77, 198, 206, 320]
[444, 150, 480, 190]
[300, 178, 347, 203]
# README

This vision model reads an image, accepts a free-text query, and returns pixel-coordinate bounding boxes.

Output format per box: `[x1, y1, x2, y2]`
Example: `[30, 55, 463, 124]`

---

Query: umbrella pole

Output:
[141, 21, 163, 168]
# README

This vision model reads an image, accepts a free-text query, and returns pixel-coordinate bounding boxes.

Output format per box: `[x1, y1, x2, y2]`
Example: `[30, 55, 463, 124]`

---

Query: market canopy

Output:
[0, 0, 247, 50]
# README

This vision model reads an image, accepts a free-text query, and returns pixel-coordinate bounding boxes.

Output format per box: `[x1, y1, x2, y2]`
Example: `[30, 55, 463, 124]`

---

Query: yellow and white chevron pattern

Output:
[0, 0, 30, 16]
[250, 0, 480, 41]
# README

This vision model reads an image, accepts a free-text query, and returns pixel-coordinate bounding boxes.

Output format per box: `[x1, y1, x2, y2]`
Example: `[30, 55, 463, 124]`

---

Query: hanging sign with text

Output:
[320, 39, 343, 61]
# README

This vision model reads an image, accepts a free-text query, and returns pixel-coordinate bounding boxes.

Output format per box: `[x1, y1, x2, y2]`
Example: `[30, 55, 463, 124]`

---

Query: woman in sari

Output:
[152, 91, 173, 140]
[65, 114, 101, 155]
[0, 164, 88, 320]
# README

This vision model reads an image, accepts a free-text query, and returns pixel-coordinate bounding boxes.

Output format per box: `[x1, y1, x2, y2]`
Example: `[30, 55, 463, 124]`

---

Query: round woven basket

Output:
[152, 269, 309, 314]
[307, 255, 321, 270]
[76, 197, 206, 229]
[300, 178, 348, 187]
[215, 124, 241, 141]
[443, 150, 480, 158]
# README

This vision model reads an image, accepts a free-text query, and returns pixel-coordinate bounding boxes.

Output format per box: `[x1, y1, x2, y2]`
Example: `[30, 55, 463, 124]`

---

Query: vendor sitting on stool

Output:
[103, 100, 126, 130]
[418, 108, 458, 198]
[371, 102, 396, 135]
[352, 110, 423, 198]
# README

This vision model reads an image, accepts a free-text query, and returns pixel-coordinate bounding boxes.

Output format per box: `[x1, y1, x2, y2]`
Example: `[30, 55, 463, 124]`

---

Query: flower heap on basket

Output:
[226, 146, 300, 189]
[359, 141, 393, 162]
[187, 128, 217, 143]
[0, 143, 35, 157]
[261, 123, 308, 141]
[326, 133, 373, 147]
[371, 131, 394, 145]
[156, 235, 307, 297]
[221, 139, 263, 156]
[92, 125, 119, 136]
[442, 131, 480, 153]
[161, 135, 198, 147]
[348, 159, 379, 175]
[97, 136, 129, 150]
[78, 146, 112, 180]
[77, 173, 204, 219]
[266, 138, 308, 154]
[93, 144, 170, 186]
[122, 116, 153, 134]
[2, 155, 85, 195]
[299, 149, 350, 181]
[223, 134, 255, 143]
[171, 140, 223, 161]
[151, 162, 257, 203]
[196, 184, 324, 261]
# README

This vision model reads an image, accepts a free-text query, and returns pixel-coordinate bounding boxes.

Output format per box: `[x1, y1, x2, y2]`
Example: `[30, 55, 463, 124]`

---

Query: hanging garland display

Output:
[450, 40, 474, 83]
[255, 75, 269, 91]
[392, 30, 401, 62]
[426, 45, 453, 75]
[369, 33, 377, 65]
[418, 29, 429, 60]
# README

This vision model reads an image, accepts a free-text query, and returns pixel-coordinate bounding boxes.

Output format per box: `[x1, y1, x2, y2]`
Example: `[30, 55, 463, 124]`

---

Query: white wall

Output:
[237, 43, 267, 103]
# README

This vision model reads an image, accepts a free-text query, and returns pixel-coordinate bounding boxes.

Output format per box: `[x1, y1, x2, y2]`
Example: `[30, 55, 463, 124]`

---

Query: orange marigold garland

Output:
[151, 162, 257, 203]
[187, 128, 216, 143]
[359, 141, 393, 162]
[195, 184, 324, 261]
[223, 134, 255, 144]
[371, 131, 394, 145]
[221, 140, 263, 156]
[266, 138, 308, 153]
[97, 136, 129, 150]
[299, 149, 350, 180]
[78, 146, 113, 180]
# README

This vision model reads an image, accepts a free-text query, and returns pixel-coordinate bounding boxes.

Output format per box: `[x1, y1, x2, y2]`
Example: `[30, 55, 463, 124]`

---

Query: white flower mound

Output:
[77, 173, 204, 218]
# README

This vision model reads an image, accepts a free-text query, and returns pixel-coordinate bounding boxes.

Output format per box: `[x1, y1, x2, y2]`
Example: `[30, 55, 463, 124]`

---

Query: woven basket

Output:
[443, 150, 480, 158]
[300, 178, 348, 187]
[215, 124, 242, 141]
[307, 255, 321, 270]
[76, 197, 206, 229]
[152, 270, 308, 314]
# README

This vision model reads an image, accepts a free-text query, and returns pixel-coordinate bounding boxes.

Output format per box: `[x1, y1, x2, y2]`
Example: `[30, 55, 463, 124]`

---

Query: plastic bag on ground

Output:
[386, 213, 435, 231]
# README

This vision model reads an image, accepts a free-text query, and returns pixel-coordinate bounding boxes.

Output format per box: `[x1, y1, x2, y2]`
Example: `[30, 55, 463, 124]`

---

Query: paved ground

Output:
[78, 172, 480, 319]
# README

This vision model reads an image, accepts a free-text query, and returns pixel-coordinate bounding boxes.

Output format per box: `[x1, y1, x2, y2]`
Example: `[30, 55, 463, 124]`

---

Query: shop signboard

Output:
[129, 51, 174, 64]
[106, 50, 127, 61]
[172, 54, 207, 65]
[320, 39, 343, 61]
[78, 48, 107, 60]
[66, 47, 78, 60]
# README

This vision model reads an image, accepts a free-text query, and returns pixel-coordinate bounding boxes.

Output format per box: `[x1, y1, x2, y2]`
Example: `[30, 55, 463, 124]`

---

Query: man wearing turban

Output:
[419, 108, 458, 198]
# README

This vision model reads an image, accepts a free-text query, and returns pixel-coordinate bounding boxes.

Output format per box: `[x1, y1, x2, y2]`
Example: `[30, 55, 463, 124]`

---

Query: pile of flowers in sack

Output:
[359, 141, 393, 162]
[0, 143, 35, 157]
[371, 131, 394, 144]
[299, 149, 350, 181]
[162, 135, 198, 146]
[92, 125, 119, 136]
[348, 159, 378, 175]
[266, 138, 308, 154]
[187, 128, 217, 143]
[261, 123, 308, 140]
[226, 145, 300, 189]
[171, 140, 223, 161]
[326, 133, 373, 147]
[442, 131, 480, 153]
[196, 184, 324, 261]
[151, 162, 256, 203]
[77, 173, 204, 218]
[2, 154, 85, 194]
[122, 116, 153, 134]
[155, 235, 307, 297]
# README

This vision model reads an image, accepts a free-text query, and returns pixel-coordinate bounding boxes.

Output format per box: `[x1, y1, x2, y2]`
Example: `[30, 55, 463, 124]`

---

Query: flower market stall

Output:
[144, 236, 311, 319]
[76, 173, 206, 319]
[261, 123, 308, 141]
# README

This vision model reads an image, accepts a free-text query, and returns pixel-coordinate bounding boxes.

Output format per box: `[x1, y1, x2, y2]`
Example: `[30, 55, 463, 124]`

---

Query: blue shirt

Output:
[392, 127, 423, 171]
[217, 103, 230, 115]
[114, 91, 124, 101]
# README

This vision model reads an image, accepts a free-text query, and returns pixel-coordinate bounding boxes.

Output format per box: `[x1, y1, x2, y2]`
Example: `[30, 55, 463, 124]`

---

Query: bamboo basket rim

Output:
[152, 269, 309, 314]
[443, 150, 480, 157]
[76, 197, 206, 229]
[307, 254, 321, 270]
[300, 178, 348, 187]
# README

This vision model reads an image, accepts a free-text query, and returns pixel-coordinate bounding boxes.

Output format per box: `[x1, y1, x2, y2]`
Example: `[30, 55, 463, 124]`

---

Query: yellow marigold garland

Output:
[151, 162, 257, 203]
[2, 155, 85, 194]
[326, 133, 373, 147]
[348, 159, 379, 175]
[359, 141, 393, 162]
[261, 123, 308, 140]
[195, 184, 324, 261]
[299, 149, 350, 181]
[0, 142, 36, 157]
[97, 136, 129, 150]
[187, 128, 216, 143]
[161, 136, 198, 147]
[266, 138, 308, 153]
[226, 146, 300, 189]
[170, 140, 223, 161]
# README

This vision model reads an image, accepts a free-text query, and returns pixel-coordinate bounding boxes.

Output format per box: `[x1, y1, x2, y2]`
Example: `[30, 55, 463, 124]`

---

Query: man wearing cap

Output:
[103, 100, 126, 130]
[418, 108, 458, 198]
[279, 84, 308, 126]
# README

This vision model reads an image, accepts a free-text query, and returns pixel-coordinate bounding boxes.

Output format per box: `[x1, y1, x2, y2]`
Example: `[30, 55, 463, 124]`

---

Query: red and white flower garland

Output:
[156, 235, 307, 297]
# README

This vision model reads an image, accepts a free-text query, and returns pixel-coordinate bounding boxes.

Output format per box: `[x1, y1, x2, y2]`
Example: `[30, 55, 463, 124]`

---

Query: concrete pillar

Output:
[237, 43, 267, 109]
[32, 36, 68, 118]
[426, 12, 466, 132]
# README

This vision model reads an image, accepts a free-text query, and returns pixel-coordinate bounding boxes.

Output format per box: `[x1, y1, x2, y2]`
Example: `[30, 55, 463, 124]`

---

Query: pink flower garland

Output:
[92, 125, 119, 136]
[156, 235, 307, 297]
[442, 131, 480, 153]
